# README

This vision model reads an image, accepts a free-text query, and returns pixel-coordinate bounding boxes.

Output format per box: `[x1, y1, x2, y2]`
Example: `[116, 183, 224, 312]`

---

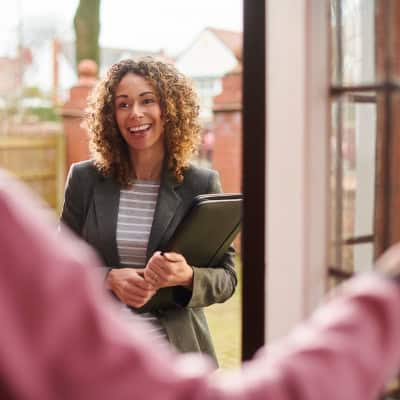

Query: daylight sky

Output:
[0, 0, 243, 57]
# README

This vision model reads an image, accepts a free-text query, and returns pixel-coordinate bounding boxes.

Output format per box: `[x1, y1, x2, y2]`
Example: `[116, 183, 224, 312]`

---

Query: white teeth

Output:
[128, 124, 151, 133]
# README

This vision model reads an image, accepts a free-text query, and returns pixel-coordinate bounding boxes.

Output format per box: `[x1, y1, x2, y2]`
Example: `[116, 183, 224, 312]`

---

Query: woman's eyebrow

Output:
[115, 91, 154, 99]
[139, 91, 155, 97]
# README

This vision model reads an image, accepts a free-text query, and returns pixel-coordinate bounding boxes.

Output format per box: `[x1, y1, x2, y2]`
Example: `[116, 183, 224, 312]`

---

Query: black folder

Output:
[163, 193, 242, 267]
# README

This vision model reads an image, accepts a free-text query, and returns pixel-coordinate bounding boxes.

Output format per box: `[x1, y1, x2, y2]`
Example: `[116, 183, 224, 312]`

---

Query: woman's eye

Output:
[117, 102, 129, 109]
[143, 98, 155, 105]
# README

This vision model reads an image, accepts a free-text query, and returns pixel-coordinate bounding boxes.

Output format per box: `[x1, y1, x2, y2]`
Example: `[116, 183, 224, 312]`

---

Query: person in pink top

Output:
[1, 168, 400, 400]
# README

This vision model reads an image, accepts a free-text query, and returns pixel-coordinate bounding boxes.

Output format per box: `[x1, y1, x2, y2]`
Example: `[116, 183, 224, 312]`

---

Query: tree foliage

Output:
[73, 0, 101, 69]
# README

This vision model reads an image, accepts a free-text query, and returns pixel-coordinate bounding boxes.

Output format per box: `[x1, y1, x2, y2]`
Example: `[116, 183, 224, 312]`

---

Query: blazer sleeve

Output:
[174, 170, 238, 309]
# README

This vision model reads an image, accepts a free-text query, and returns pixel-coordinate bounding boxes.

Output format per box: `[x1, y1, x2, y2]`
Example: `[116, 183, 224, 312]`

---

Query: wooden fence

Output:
[0, 132, 66, 214]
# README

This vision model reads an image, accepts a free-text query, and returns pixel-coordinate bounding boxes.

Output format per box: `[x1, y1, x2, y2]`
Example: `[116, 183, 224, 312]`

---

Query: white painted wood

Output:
[266, 0, 329, 342]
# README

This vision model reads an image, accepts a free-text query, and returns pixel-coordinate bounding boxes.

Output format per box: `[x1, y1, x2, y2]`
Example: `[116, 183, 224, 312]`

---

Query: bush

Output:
[25, 106, 60, 122]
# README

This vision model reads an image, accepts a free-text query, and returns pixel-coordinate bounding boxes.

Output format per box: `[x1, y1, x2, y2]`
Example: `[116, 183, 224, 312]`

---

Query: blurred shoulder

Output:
[183, 163, 219, 182]
[179, 163, 221, 194]
[68, 160, 104, 181]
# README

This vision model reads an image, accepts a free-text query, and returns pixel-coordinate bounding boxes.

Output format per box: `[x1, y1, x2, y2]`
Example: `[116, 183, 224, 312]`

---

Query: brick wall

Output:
[212, 67, 242, 193]
[212, 111, 242, 193]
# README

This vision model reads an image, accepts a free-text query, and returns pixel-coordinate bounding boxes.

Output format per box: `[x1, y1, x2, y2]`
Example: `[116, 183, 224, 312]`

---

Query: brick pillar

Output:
[212, 111, 242, 193]
[61, 59, 97, 174]
[212, 66, 242, 193]
[212, 66, 242, 251]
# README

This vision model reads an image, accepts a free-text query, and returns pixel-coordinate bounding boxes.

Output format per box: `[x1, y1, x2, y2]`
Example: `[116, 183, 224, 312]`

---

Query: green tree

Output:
[73, 0, 101, 69]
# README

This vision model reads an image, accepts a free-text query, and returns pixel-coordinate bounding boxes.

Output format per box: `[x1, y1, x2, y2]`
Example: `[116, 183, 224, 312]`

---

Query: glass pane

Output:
[331, 0, 376, 85]
[330, 1, 339, 84]
[352, 243, 374, 273]
[342, 97, 376, 238]
[330, 94, 376, 272]
[330, 100, 340, 268]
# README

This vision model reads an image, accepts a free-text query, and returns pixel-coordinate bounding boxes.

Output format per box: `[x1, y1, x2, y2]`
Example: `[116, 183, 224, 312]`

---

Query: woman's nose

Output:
[129, 103, 144, 119]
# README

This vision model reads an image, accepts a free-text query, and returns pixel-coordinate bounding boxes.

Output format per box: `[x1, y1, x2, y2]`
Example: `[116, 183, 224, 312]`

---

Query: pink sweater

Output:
[1, 171, 400, 400]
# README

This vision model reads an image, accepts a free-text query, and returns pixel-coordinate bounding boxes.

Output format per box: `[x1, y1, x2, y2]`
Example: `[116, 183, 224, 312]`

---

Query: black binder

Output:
[163, 193, 242, 267]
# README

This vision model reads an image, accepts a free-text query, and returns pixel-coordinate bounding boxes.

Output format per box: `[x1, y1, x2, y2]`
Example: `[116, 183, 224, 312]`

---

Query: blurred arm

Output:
[1, 170, 400, 400]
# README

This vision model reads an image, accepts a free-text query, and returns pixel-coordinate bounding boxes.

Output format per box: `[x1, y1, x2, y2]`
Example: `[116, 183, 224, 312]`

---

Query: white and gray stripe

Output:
[116, 180, 167, 341]
[117, 180, 159, 268]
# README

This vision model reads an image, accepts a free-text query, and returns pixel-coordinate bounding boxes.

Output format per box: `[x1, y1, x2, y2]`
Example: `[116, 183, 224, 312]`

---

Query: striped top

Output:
[116, 180, 167, 341]
[117, 180, 159, 268]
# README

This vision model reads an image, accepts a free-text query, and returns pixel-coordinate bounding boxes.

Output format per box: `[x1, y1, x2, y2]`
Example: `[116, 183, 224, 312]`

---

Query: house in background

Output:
[175, 27, 242, 126]
[0, 48, 32, 103]
[58, 41, 168, 79]
[11, 28, 242, 113]
[16, 39, 167, 105]
[173, 27, 243, 193]
[53, 41, 167, 102]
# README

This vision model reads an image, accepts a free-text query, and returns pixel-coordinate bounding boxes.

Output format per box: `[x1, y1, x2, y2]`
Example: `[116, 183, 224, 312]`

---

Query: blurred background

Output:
[0, 0, 243, 212]
[0, 0, 243, 369]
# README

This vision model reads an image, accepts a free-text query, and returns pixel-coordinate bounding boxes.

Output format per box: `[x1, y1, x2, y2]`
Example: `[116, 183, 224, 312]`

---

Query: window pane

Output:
[330, 94, 376, 272]
[331, 0, 376, 85]
[342, 98, 376, 239]
[330, 100, 341, 268]
[352, 243, 374, 273]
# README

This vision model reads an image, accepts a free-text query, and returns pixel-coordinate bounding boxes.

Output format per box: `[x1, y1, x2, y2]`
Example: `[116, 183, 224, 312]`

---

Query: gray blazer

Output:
[61, 160, 237, 365]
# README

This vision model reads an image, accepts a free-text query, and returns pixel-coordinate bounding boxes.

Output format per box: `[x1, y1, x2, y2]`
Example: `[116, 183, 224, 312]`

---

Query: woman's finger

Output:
[161, 252, 184, 262]
[144, 270, 160, 286]
[125, 280, 154, 296]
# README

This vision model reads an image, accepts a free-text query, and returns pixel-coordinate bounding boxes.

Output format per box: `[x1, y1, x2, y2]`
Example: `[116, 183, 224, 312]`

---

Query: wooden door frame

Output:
[241, 0, 266, 361]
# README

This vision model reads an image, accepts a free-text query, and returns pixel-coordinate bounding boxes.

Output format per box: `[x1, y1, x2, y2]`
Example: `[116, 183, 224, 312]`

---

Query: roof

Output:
[59, 42, 168, 75]
[208, 27, 242, 60]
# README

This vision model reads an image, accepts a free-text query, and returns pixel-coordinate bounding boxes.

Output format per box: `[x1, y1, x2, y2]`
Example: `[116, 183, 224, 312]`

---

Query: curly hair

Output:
[85, 57, 201, 186]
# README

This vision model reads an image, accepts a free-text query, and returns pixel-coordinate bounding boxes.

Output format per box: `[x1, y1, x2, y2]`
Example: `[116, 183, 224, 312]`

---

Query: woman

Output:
[61, 58, 237, 365]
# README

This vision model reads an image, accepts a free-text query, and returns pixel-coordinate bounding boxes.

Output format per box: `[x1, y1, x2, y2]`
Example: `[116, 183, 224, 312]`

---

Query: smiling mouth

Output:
[128, 124, 151, 135]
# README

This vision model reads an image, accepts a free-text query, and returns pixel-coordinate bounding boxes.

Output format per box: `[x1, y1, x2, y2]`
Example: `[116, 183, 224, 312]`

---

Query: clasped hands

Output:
[106, 252, 194, 308]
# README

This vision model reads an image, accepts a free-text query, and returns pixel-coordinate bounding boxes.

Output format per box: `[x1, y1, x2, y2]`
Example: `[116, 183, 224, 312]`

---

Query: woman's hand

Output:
[106, 268, 157, 308]
[144, 252, 194, 289]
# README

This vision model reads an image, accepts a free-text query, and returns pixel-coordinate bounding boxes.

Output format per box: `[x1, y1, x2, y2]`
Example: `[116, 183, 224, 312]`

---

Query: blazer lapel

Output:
[93, 176, 121, 266]
[146, 170, 182, 259]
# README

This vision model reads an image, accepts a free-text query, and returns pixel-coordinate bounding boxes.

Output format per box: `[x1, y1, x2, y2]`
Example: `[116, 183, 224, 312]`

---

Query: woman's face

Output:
[114, 73, 164, 159]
